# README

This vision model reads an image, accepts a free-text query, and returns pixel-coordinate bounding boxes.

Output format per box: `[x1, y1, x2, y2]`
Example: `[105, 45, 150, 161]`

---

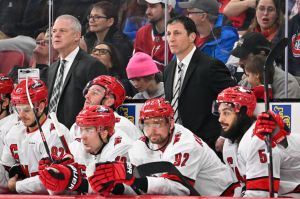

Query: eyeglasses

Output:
[36, 40, 49, 46]
[87, 14, 108, 21]
[257, 6, 276, 14]
[92, 48, 111, 56]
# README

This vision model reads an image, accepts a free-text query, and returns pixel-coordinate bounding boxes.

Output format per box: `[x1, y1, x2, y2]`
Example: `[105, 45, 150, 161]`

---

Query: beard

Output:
[221, 113, 254, 142]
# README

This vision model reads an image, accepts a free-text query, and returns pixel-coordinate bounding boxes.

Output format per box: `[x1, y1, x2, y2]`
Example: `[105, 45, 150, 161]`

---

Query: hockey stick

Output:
[49, 112, 71, 154]
[263, 38, 288, 197]
[25, 77, 53, 162]
[134, 161, 200, 196]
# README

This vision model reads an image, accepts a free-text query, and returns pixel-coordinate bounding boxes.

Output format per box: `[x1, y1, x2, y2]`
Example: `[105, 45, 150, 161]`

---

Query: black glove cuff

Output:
[112, 183, 125, 194]
[9, 164, 27, 179]
[132, 177, 148, 193]
[66, 165, 80, 190]
[75, 178, 89, 193]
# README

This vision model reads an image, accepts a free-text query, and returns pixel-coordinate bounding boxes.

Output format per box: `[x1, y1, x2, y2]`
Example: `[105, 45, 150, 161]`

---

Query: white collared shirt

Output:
[173, 46, 197, 92]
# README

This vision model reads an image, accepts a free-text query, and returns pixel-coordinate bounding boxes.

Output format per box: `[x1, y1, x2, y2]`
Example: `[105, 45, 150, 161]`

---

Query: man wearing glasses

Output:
[179, 0, 238, 64]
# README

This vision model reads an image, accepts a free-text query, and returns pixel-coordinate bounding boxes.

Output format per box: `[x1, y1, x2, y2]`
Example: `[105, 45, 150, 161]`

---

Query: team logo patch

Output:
[118, 105, 135, 124]
[114, 136, 122, 146]
[272, 104, 291, 130]
[292, 34, 300, 57]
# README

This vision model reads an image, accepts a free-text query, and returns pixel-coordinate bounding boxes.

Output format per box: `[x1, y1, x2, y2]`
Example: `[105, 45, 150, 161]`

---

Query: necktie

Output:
[171, 62, 184, 123]
[48, 60, 66, 113]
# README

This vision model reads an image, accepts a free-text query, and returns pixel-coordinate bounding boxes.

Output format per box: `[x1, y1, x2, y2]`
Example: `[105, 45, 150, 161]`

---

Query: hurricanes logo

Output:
[292, 34, 300, 57]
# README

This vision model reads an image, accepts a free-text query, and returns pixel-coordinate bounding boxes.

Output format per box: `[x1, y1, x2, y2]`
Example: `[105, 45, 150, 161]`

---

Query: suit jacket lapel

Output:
[168, 61, 177, 98]
[180, 50, 199, 94]
[48, 61, 60, 96]
[61, 49, 81, 93]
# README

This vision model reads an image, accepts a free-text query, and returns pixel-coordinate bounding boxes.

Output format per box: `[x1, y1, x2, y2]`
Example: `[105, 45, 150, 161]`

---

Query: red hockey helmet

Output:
[140, 98, 174, 121]
[84, 75, 125, 109]
[217, 86, 256, 117]
[11, 79, 48, 106]
[76, 105, 116, 136]
[0, 74, 14, 96]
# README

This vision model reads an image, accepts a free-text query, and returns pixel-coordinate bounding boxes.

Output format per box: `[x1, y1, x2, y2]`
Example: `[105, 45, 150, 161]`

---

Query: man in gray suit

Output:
[47, 15, 107, 129]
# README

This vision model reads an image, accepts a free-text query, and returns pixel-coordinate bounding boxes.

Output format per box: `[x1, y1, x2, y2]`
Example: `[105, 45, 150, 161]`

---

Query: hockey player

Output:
[0, 74, 18, 157]
[86, 98, 239, 196]
[38, 105, 134, 194]
[254, 111, 300, 159]
[216, 86, 300, 197]
[70, 75, 142, 141]
[0, 78, 71, 194]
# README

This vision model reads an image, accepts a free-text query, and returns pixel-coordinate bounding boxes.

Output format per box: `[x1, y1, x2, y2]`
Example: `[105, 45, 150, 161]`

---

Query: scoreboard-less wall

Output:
[118, 100, 300, 134]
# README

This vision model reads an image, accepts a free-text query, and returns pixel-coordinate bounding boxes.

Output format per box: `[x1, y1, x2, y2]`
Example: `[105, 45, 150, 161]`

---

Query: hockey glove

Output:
[88, 161, 135, 195]
[38, 153, 74, 171]
[39, 163, 82, 192]
[9, 164, 28, 179]
[254, 111, 290, 147]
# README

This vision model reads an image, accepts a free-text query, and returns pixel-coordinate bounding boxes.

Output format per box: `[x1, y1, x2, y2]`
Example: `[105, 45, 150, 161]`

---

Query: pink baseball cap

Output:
[126, 52, 159, 79]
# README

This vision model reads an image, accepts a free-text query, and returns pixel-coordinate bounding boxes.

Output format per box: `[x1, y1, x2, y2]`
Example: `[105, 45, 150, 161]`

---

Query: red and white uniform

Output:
[70, 112, 142, 141]
[134, 24, 173, 71]
[0, 113, 19, 158]
[0, 118, 71, 194]
[223, 122, 300, 197]
[70, 128, 134, 193]
[129, 123, 238, 196]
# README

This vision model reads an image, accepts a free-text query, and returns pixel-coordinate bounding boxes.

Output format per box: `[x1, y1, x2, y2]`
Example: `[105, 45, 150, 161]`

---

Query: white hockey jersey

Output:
[0, 113, 19, 158]
[69, 128, 134, 194]
[0, 117, 71, 194]
[223, 122, 300, 197]
[70, 112, 142, 141]
[129, 123, 238, 196]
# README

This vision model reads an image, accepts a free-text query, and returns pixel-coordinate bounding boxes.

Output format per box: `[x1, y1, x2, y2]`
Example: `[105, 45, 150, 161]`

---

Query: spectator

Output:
[86, 98, 238, 196]
[216, 86, 300, 197]
[231, 32, 300, 98]
[91, 41, 135, 97]
[83, 1, 133, 66]
[126, 52, 164, 99]
[288, 0, 300, 85]
[164, 16, 236, 151]
[8, 29, 58, 84]
[47, 14, 107, 129]
[179, 0, 239, 63]
[221, 0, 256, 31]
[123, 0, 148, 41]
[134, 0, 177, 71]
[247, 0, 284, 46]
[244, 54, 273, 100]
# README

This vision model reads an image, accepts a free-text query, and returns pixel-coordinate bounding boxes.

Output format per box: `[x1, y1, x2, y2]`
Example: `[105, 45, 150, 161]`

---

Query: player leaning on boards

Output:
[0, 79, 71, 194]
[69, 75, 142, 141]
[215, 86, 300, 197]
[38, 105, 134, 194]
[85, 98, 240, 196]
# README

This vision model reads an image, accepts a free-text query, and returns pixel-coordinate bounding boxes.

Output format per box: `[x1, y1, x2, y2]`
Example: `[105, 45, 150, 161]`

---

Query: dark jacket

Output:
[47, 49, 107, 128]
[164, 49, 236, 149]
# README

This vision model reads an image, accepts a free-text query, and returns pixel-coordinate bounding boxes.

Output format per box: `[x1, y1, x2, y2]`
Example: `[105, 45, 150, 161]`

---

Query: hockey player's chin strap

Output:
[28, 108, 44, 128]
[93, 134, 110, 155]
[145, 127, 173, 152]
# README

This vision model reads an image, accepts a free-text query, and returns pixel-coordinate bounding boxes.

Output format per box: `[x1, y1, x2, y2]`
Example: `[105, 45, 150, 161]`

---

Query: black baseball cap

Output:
[231, 32, 271, 59]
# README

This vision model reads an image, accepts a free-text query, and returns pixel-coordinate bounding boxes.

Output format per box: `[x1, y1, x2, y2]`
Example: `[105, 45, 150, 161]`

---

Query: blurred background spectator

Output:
[91, 41, 136, 97]
[83, 1, 133, 67]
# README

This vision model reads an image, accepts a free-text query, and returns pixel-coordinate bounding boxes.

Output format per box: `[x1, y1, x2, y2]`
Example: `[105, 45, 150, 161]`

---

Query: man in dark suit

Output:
[48, 14, 107, 129]
[164, 16, 236, 150]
